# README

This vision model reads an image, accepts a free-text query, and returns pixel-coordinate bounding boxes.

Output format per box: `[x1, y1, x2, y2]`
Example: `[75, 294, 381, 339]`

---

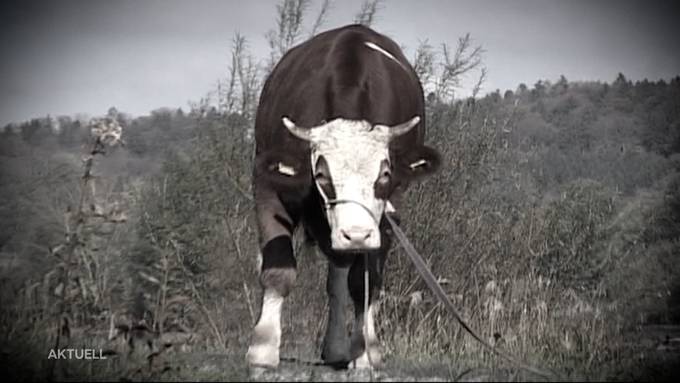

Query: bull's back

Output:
[254, 24, 426, 154]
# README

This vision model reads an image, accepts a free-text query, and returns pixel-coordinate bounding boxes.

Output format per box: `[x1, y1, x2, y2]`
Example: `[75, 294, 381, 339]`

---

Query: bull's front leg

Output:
[321, 260, 351, 367]
[348, 250, 387, 369]
[247, 188, 298, 368]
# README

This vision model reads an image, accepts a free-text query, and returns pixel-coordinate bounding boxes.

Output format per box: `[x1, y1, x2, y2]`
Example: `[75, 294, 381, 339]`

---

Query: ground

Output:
[4, 325, 678, 382]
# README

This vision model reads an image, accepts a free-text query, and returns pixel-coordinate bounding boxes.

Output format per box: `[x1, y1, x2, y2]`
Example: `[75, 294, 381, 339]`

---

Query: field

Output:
[1, 1, 679, 381]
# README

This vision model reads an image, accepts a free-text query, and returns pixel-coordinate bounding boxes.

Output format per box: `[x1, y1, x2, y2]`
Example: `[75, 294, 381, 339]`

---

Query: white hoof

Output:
[247, 321, 281, 368]
[350, 347, 382, 369]
[246, 343, 280, 368]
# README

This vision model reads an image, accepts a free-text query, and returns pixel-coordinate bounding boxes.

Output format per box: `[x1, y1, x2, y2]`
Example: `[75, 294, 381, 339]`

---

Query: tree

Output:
[265, 0, 311, 70]
[354, 0, 383, 26]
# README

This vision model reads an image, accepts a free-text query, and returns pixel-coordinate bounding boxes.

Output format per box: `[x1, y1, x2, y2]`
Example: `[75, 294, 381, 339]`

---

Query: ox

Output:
[247, 24, 441, 369]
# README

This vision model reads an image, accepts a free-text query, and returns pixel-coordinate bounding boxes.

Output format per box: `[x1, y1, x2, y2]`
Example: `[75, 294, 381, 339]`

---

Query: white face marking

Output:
[306, 119, 390, 250]
[282, 115, 420, 250]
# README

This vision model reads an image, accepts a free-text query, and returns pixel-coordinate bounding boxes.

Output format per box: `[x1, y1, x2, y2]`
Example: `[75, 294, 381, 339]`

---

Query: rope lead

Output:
[321, 196, 556, 379]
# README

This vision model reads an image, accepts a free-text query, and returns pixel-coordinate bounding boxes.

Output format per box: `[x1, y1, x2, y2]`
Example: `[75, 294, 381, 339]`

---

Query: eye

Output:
[315, 171, 330, 185]
[377, 169, 391, 185]
[373, 162, 393, 199]
[314, 156, 332, 185]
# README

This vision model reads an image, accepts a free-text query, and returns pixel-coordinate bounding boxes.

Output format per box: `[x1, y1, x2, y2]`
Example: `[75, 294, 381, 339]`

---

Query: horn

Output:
[282, 117, 312, 141]
[388, 116, 420, 137]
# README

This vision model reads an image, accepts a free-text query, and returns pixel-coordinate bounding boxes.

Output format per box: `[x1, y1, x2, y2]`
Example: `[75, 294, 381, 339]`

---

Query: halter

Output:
[310, 153, 383, 371]
[310, 152, 387, 227]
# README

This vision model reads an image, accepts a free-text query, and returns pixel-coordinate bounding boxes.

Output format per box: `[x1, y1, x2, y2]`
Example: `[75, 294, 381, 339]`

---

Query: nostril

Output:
[334, 227, 380, 249]
[340, 228, 374, 244]
[342, 230, 352, 241]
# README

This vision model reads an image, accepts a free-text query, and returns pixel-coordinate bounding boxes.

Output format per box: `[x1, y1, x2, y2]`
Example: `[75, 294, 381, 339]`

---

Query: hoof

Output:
[322, 353, 350, 370]
[246, 343, 280, 368]
[350, 347, 383, 370]
[321, 353, 350, 369]
[247, 317, 281, 368]
[322, 340, 350, 368]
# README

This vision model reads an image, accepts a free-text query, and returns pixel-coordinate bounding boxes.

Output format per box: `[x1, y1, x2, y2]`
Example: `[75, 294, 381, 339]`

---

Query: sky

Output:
[1, 0, 679, 127]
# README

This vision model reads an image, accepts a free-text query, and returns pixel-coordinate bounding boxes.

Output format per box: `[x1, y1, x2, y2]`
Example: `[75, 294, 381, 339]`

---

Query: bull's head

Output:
[275, 116, 440, 251]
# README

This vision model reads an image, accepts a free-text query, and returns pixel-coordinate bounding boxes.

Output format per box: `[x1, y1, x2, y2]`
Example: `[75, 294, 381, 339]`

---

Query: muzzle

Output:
[314, 178, 385, 251]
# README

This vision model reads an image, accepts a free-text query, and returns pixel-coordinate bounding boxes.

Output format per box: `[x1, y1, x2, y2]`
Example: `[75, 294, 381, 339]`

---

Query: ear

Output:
[255, 150, 311, 191]
[393, 145, 441, 181]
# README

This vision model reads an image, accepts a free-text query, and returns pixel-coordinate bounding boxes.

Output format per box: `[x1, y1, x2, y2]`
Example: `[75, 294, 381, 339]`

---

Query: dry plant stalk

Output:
[47, 116, 123, 380]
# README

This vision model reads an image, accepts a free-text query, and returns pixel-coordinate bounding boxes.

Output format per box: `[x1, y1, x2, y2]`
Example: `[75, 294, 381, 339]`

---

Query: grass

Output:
[1, 84, 679, 382]
[2, 182, 679, 381]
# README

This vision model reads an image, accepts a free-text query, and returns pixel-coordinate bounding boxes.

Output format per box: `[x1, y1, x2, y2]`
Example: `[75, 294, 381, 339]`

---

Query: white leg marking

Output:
[351, 304, 382, 369]
[247, 291, 284, 367]
[255, 251, 263, 275]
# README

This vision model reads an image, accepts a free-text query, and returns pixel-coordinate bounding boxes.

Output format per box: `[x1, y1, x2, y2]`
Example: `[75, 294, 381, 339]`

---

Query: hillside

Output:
[1, 72, 679, 380]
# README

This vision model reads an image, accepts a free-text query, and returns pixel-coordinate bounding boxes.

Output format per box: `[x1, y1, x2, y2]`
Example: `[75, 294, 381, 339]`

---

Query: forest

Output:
[1, 1, 679, 381]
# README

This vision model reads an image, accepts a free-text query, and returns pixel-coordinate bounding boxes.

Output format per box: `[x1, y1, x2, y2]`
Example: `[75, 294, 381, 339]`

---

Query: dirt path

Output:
[4, 325, 679, 381]
[127, 325, 680, 382]
[134, 351, 543, 382]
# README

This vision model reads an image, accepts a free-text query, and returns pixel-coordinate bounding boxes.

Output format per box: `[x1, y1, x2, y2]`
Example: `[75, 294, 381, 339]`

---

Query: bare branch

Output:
[266, 0, 311, 71]
[222, 33, 245, 114]
[219, 32, 261, 118]
[354, 0, 383, 27]
[471, 67, 488, 99]
[309, 0, 332, 37]
[287, 0, 310, 47]
[433, 33, 485, 103]
[412, 39, 436, 93]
